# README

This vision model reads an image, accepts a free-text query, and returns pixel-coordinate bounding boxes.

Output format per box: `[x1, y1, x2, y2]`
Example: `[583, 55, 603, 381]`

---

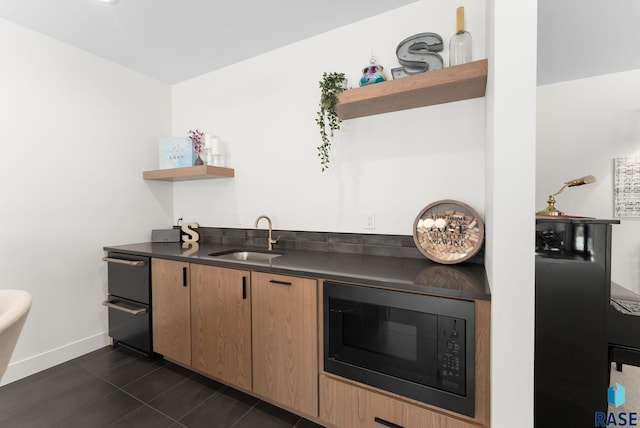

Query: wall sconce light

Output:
[536, 175, 596, 217]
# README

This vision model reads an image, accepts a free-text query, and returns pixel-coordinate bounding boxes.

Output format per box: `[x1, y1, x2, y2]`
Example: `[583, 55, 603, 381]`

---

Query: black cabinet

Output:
[103, 252, 153, 357]
[535, 218, 618, 428]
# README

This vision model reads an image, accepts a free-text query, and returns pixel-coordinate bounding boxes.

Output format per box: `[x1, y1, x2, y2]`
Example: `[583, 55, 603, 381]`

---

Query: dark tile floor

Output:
[0, 346, 323, 428]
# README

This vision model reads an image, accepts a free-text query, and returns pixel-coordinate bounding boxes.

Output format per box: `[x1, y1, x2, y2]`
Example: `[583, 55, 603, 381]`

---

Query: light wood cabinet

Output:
[151, 260, 319, 418]
[320, 375, 477, 428]
[251, 272, 318, 417]
[150, 257, 488, 426]
[151, 258, 191, 367]
[190, 264, 252, 390]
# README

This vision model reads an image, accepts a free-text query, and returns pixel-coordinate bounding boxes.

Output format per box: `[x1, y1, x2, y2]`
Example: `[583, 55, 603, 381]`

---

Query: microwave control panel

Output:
[437, 316, 466, 395]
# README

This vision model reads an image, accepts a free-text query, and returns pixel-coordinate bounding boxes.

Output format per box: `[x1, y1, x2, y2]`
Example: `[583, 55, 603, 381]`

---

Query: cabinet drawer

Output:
[320, 375, 478, 428]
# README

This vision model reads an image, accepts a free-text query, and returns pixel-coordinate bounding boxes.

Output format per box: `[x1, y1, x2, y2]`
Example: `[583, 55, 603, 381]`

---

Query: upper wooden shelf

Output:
[335, 59, 488, 120]
[143, 165, 235, 182]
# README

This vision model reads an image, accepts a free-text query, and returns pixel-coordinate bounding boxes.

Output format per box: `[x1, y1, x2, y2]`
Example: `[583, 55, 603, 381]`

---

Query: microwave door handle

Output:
[330, 308, 357, 313]
[102, 300, 147, 316]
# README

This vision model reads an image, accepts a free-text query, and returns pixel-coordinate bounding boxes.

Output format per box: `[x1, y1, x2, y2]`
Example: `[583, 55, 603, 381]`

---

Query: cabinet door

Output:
[251, 272, 318, 417]
[151, 258, 191, 366]
[191, 264, 252, 389]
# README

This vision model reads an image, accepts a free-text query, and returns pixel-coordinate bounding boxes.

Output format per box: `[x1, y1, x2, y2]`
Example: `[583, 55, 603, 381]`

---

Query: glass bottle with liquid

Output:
[449, 6, 472, 66]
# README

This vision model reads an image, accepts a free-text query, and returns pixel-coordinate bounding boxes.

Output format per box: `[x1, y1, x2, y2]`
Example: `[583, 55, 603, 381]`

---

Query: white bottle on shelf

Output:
[449, 6, 472, 66]
[203, 134, 225, 166]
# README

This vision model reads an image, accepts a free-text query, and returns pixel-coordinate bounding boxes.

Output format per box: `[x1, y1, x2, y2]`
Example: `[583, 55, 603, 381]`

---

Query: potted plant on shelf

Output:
[315, 72, 346, 171]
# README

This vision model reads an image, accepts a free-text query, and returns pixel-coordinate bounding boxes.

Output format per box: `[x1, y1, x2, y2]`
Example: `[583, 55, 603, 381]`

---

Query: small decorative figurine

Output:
[359, 56, 387, 87]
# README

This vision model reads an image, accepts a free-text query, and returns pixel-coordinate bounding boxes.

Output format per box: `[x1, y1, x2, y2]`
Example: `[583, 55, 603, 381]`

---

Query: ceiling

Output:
[0, 1, 637, 86]
[537, 0, 640, 85]
[0, 0, 418, 84]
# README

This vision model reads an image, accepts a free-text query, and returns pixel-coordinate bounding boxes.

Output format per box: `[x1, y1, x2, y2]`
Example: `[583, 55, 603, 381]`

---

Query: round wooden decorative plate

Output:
[412, 199, 484, 264]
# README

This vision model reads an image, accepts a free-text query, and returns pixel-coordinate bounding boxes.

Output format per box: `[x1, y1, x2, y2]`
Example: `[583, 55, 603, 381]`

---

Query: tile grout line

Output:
[57, 362, 141, 422]
[227, 397, 261, 428]
[0, 346, 318, 428]
[103, 365, 227, 426]
[90, 367, 186, 426]
[88, 361, 164, 390]
[75, 360, 188, 427]
[74, 348, 315, 427]
[91, 353, 260, 427]
[173, 385, 226, 425]
[103, 373, 189, 427]
[74, 347, 143, 376]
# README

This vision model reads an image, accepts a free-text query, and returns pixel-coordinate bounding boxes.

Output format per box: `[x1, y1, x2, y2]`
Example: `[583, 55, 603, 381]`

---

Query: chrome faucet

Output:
[254, 215, 278, 251]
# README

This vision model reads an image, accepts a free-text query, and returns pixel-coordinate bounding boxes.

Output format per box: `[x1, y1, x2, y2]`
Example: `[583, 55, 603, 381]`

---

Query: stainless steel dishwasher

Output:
[102, 252, 153, 357]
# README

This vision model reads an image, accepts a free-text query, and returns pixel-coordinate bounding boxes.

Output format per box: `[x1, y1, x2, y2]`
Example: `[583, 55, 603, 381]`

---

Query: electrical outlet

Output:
[365, 212, 375, 230]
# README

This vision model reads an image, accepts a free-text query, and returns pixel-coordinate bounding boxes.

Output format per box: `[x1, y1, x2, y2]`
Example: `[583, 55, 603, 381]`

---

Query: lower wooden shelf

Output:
[143, 165, 235, 181]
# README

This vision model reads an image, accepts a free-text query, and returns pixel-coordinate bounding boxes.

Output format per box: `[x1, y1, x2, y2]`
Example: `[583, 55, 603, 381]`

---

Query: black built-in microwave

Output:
[323, 281, 475, 417]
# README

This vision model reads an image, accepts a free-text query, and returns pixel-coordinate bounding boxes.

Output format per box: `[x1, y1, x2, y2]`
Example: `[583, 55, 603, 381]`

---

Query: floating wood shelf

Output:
[143, 165, 235, 181]
[336, 59, 488, 120]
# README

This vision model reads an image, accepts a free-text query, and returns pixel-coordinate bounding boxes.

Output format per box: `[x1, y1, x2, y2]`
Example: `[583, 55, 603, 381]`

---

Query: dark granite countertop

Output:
[103, 242, 491, 301]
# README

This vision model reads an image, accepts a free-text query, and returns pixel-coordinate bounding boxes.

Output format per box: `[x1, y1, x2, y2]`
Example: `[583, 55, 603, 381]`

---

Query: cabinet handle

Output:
[269, 279, 292, 286]
[242, 276, 247, 299]
[182, 267, 188, 287]
[102, 257, 146, 267]
[102, 300, 147, 316]
[374, 417, 404, 428]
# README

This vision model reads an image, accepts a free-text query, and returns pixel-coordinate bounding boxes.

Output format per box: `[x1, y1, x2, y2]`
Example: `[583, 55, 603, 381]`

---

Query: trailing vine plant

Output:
[315, 72, 346, 171]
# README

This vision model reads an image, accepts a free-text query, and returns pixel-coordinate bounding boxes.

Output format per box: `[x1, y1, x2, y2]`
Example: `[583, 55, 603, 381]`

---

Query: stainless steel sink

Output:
[208, 250, 282, 262]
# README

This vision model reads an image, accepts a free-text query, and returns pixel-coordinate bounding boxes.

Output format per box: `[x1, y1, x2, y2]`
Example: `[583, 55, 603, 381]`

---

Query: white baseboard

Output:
[0, 332, 110, 387]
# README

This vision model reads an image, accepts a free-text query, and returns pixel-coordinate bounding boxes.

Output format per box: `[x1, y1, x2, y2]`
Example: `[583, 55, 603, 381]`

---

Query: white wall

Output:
[485, 0, 537, 426]
[537, 69, 640, 293]
[0, 18, 173, 385]
[171, 0, 487, 235]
